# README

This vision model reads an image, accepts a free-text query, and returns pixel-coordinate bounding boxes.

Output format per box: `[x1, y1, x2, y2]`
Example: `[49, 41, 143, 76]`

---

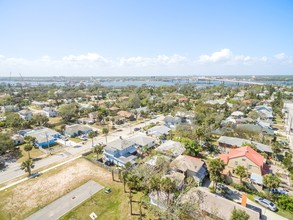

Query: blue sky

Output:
[0, 0, 292, 76]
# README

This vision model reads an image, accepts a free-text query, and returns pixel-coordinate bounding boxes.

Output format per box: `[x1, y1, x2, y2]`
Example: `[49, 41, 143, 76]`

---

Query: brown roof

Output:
[117, 110, 133, 118]
[170, 155, 204, 173]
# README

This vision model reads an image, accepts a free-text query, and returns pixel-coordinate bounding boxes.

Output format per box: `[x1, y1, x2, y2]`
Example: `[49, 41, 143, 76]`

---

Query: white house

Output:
[18, 110, 33, 121]
[43, 107, 58, 117]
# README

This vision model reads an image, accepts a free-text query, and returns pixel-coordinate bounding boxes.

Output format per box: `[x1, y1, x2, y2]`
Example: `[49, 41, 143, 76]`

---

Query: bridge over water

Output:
[198, 77, 265, 86]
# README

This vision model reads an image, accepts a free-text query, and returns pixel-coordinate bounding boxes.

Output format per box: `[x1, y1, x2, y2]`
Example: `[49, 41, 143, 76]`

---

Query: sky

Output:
[0, 0, 293, 77]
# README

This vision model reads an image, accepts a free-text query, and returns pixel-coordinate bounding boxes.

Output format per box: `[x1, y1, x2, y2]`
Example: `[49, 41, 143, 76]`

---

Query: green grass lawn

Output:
[69, 137, 83, 143]
[277, 209, 293, 220]
[60, 185, 126, 220]
[60, 186, 146, 220]
[17, 144, 46, 163]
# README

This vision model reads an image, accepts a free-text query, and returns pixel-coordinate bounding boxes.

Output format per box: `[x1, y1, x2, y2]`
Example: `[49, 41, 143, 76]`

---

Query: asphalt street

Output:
[25, 180, 103, 220]
[0, 115, 164, 185]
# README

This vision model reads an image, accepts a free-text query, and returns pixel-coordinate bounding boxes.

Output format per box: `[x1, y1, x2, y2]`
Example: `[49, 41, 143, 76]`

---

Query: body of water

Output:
[0, 79, 292, 87]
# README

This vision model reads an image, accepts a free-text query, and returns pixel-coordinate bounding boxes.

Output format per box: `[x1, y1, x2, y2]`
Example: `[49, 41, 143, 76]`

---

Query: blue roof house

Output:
[25, 127, 60, 147]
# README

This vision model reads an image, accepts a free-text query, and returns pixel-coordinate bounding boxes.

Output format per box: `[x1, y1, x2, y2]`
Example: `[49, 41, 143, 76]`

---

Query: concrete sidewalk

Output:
[25, 180, 103, 220]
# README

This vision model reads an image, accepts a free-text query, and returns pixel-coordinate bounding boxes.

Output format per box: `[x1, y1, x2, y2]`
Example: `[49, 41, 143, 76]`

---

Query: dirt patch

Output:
[0, 158, 112, 219]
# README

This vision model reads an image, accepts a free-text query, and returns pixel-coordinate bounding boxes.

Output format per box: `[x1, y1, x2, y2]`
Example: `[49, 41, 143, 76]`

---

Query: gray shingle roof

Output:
[218, 136, 273, 153]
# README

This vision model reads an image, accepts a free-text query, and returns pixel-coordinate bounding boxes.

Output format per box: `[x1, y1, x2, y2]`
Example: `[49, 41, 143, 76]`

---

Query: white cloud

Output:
[198, 49, 271, 65]
[0, 51, 292, 76]
[62, 53, 109, 63]
[199, 48, 232, 63]
[275, 53, 286, 60]
[119, 54, 187, 66]
[274, 53, 293, 64]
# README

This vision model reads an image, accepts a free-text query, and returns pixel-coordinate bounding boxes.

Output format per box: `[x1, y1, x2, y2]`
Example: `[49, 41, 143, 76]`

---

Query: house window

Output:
[248, 165, 252, 169]
[242, 158, 246, 161]
[235, 161, 238, 165]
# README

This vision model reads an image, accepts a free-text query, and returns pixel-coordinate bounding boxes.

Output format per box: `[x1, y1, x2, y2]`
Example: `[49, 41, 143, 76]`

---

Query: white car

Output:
[255, 196, 277, 212]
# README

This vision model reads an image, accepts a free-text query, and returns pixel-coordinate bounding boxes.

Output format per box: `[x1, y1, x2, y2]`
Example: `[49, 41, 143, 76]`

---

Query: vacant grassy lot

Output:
[60, 183, 147, 220]
[0, 158, 129, 220]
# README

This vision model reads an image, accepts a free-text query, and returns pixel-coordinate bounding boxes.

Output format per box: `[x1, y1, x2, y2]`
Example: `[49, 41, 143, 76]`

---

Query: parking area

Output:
[25, 180, 103, 220]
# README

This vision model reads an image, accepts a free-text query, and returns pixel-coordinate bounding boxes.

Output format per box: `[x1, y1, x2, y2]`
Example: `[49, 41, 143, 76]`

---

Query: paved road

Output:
[0, 153, 69, 184]
[201, 182, 287, 220]
[25, 180, 103, 220]
[284, 102, 293, 151]
[0, 115, 164, 185]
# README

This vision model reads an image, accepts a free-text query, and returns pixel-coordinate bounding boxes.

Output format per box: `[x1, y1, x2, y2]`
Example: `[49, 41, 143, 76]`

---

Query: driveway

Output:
[25, 180, 103, 220]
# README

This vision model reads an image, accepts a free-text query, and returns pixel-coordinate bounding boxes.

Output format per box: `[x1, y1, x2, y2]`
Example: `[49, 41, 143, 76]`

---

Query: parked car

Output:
[134, 127, 140, 131]
[272, 188, 288, 195]
[79, 135, 87, 141]
[255, 196, 277, 212]
[29, 172, 41, 179]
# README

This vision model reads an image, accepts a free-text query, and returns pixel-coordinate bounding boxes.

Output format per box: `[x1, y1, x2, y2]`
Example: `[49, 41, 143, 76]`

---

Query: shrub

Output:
[277, 195, 293, 213]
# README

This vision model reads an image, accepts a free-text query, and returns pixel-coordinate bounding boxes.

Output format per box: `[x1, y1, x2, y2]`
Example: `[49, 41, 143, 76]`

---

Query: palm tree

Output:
[235, 165, 247, 184]
[195, 126, 205, 145]
[24, 135, 36, 147]
[94, 144, 104, 157]
[208, 158, 225, 188]
[161, 177, 175, 205]
[184, 140, 202, 157]
[20, 159, 35, 176]
[88, 131, 97, 152]
[24, 144, 33, 159]
[119, 162, 132, 193]
[148, 176, 161, 197]
[102, 127, 109, 144]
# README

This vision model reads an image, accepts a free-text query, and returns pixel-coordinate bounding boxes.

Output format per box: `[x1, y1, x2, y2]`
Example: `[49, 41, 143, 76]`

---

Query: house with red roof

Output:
[219, 146, 270, 189]
[178, 97, 189, 102]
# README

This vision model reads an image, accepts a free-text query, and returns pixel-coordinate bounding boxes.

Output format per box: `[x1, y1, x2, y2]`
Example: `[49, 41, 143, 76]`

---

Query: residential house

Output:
[78, 117, 95, 125]
[103, 138, 137, 167]
[109, 106, 120, 113]
[131, 106, 148, 114]
[128, 132, 156, 148]
[155, 140, 185, 158]
[163, 115, 182, 129]
[175, 111, 195, 124]
[218, 136, 273, 155]
[179, 188, 260, 220]
[12, 134, 24, 146]
[219, 146, 270, 188]
[231, 111, 244, 119]
[117, 110, 135, 121]
[145, 155, 171, 166]
[163, 171, 185, 190]
[170, 155, 207, 184]
[255, 105, 273, 120]
[1, 105, 19, 113]
[205, 99, 226, 105]
[64, 124, 93, 137]
[147, 125, 171, 137]
[236, 123, 274, 136]
[88, 111, 99, 119]
[178, 97, 189, 102]
[79, 103, 94, 110]
[18, 110, 33, 121]
[25, 126, 60, 147]
[31, 101, 49, 108]
[43, 107, 58, 117]
[233, 91, 245, 100]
